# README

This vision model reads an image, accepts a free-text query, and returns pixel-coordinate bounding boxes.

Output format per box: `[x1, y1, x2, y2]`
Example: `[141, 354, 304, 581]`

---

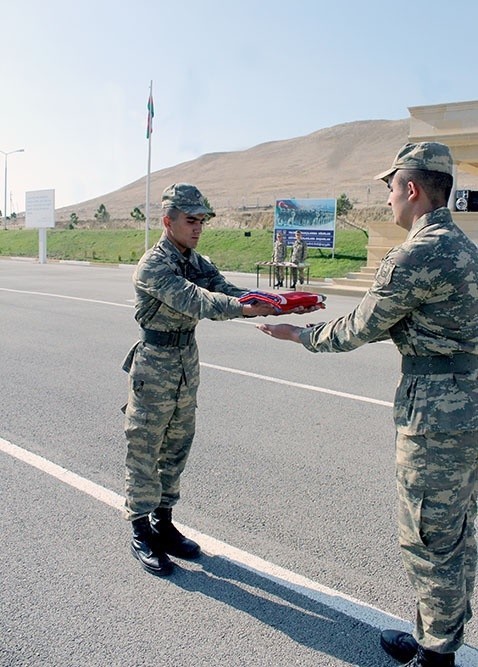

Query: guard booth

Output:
[367, 100, 478, 268]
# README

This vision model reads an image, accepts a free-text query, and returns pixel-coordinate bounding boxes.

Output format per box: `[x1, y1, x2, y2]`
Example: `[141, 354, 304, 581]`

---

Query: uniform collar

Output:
[157, 234, 200, 269]
[407, 206, 453, 239]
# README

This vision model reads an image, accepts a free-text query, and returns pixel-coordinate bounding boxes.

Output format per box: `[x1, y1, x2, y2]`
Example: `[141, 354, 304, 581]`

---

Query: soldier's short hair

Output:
[395, 169, 453, 208]
[162, 207, 181, 221]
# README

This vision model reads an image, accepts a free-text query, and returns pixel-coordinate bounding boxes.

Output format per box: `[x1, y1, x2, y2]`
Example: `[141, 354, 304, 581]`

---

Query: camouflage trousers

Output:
[290, 265, 305, 284]
[396, 430, 478, 653]
[274, 265, 284, 283]
[123, 342, 199, 522]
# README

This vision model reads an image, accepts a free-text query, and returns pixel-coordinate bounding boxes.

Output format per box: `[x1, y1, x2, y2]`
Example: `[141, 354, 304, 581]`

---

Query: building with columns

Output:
[367, 99, 478, 268]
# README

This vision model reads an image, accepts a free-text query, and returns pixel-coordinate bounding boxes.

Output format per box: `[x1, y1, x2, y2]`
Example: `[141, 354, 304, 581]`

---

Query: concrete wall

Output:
[366, 101, 478, 267]
[366, 213, 478, 268]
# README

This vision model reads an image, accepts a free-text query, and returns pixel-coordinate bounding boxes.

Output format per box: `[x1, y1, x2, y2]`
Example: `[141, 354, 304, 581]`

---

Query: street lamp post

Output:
[1, 148, 25, 230]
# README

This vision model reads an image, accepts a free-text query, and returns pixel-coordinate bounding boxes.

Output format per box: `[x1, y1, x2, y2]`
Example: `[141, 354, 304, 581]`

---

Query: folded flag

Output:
[239, 290, 326, 313]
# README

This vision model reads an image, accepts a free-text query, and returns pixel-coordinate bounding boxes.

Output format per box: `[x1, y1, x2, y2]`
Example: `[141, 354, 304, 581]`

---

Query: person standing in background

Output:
[290, 230, 307, 289]
[272, 231, 286, 287]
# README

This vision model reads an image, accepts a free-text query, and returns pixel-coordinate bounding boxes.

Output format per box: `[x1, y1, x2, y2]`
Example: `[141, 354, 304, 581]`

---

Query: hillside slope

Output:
[55, 118, 478, 224]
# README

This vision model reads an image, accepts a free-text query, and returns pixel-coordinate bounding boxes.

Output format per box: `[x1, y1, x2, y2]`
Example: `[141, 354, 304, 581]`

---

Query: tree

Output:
[203, 196, 214, 216]
[68, 212, 79, 229]
[94, 203, 110, 224]
[130, 206, 145, 223]
[336, 193, 353, 217]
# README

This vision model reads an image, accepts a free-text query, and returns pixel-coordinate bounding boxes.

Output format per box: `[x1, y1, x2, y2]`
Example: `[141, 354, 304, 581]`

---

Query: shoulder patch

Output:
[375, 260, 395, 286]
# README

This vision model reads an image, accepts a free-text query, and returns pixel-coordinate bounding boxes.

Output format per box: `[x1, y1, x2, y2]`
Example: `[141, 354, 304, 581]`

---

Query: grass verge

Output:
[0, 228, 368, 279]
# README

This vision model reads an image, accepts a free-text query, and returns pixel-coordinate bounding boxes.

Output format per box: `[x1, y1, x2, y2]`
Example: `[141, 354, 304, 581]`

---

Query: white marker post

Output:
[25, 190, 55, 264]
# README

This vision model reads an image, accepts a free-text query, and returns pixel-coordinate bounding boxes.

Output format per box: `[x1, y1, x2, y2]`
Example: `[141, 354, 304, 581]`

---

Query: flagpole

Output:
[145, 80, 153, 251]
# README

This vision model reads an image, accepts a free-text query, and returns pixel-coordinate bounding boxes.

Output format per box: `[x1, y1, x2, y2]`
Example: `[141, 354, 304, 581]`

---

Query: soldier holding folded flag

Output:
[122, 183, 320, 578]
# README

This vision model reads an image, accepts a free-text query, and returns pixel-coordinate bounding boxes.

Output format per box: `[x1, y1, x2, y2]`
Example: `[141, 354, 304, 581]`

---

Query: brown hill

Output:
[55, 118, 478, 226]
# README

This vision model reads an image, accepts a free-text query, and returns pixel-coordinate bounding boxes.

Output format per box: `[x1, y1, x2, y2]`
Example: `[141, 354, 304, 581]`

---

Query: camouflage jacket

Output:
[299, 207, 478, 434]
[272, 239, 287, 263]
[291, 239, 307, 264]
[133, 235, 245, 331]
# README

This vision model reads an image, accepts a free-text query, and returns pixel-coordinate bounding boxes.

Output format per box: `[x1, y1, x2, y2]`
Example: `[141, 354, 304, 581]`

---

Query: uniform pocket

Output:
[396, 432, 426, 470]
[396, 431, 477, 491]
[124, 405, 148, 441]
[121, 342, 140, 373]
[132, 378, 145, 395]
[124, 377, 148, 433]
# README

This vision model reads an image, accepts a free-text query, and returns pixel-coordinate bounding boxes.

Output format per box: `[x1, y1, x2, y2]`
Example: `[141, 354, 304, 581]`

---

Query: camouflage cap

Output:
[374, 142, 454, 182]
[161, 183, 215, 217]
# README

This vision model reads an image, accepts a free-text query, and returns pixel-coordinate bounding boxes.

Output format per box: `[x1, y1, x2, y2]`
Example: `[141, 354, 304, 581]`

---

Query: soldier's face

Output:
[387, 173, 413, 230]
[164, 211, 206, 252]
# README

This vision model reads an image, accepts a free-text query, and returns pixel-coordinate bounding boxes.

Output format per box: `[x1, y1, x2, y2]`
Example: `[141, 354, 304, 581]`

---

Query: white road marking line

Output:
[0, 286, 392, 406]
[1, 436, 476, 664]
[0, 287, 132, 308]
[201, 363, 394, 407]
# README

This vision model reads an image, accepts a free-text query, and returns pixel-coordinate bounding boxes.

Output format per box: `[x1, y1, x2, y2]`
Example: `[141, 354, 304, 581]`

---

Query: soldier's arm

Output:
[299, 251, 427, 352]
[135, 261, 244, 321]
[258, 248, 429, 351]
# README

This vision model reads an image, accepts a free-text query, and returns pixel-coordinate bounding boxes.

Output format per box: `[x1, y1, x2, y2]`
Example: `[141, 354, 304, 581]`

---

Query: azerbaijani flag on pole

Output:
[146, 91, 154, 139]
[145, 81, 153, 251]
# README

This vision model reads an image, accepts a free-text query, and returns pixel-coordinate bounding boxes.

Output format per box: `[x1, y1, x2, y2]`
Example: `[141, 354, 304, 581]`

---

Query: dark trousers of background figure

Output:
[274, 265, 284, 286]
[290, 265, 304, 286]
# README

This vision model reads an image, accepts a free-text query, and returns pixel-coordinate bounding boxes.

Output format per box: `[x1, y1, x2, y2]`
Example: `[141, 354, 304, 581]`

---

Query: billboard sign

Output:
[274, 198, 336, 249]
[25, 189, 55, 228]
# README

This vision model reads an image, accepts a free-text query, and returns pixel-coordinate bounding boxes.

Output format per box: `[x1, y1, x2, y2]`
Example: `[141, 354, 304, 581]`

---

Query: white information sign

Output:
[25, 189, 55, 228]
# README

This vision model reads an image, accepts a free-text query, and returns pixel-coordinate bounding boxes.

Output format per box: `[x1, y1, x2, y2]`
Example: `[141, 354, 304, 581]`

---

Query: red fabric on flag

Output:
[239, 290, 326, 313]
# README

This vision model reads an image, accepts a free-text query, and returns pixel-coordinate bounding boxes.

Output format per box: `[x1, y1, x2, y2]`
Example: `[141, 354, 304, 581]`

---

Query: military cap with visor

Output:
[374, 141, 454, 182]
[161, 183, 216, 218]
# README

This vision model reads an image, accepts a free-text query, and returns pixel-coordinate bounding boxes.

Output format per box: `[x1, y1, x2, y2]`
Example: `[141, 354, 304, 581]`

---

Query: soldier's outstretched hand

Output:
[256, 323, 303, 342]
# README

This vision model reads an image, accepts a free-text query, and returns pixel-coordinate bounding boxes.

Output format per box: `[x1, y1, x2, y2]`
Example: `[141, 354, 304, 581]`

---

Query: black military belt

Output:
[140, 328, 196, 349]
[401, 353, 478, 375]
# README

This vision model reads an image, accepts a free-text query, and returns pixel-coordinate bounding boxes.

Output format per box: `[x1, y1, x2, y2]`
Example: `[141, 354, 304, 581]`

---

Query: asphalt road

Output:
[0, 259, 476, 667]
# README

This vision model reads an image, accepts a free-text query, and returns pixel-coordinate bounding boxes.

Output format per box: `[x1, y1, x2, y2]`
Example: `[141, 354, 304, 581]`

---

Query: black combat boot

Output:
[131, 516, 174, 576]
[381, 630, 418, 663]
[380, 630, 455, 667]
[405, 646, 455, 666]
[150, 507, 201, 559]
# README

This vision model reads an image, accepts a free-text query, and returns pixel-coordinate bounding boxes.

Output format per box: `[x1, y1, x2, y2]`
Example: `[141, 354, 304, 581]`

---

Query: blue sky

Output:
[2, 0, 478, 211]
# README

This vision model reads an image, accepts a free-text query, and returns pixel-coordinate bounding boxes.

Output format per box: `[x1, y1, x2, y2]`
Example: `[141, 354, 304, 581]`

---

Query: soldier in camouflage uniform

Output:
[272, 231, 287, 287]
[123, 183, 281, 577]
[257, 142, 478, 667]
[290, 229, 307, 289]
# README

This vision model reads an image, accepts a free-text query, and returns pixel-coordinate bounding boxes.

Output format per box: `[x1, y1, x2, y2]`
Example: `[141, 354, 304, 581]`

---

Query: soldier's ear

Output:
[163, 215, 172, 229]
[407, 180, 420, 201]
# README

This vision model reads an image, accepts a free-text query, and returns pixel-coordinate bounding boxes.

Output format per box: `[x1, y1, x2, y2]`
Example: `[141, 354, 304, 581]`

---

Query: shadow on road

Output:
[169, 553, 395, 666]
